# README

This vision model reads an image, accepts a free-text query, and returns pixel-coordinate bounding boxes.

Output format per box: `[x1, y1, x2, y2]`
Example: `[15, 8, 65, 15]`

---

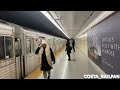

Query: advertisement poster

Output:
[87, 28, 101, 66]
[87, 12, 120, 74]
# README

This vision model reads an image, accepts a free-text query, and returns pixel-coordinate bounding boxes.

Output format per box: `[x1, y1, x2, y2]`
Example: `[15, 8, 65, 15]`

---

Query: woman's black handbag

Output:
[35, 47, 40, 54]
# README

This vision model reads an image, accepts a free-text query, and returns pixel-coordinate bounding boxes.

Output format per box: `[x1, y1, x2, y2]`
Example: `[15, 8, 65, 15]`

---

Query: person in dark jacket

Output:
[65, 40, 72, 60]
[72, 39, 75, 52]
[37, 40, 55, 79]
[66, 39, 70, 46]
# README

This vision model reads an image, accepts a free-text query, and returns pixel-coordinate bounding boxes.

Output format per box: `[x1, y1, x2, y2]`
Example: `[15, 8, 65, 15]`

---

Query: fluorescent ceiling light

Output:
[76, 11, 115, 38]
[78, 33, 87, 39]
[41, 11, 69, 38]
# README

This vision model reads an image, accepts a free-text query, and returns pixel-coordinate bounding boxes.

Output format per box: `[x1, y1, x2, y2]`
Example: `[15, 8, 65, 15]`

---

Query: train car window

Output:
[5, 37, 13, 59]
[39, 38, 42, 45]
[26, 38, 31, 53]
[0, 36, 4, 60]
[47, 39, 50, 46]
[31, 38, 34, 52]
[15, 38, 22, 57]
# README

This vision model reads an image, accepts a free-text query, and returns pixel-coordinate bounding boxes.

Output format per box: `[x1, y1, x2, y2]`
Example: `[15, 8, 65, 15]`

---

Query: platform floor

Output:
[25, 47, 104, 79]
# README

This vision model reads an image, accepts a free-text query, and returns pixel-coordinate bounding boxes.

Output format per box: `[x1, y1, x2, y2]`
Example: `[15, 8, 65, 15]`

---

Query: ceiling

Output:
[0, 11, 103, 39]
[50, 11, 103, 38]
[0, 11, 68, 39]
[55, 11, 90, 38]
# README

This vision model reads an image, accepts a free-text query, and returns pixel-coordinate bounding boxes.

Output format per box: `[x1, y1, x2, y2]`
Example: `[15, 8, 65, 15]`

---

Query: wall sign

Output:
[87, 12, 120, 74]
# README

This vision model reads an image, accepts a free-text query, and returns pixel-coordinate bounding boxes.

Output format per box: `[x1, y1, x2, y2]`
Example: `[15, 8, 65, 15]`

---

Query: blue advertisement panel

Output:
[87, 12, 120, 74]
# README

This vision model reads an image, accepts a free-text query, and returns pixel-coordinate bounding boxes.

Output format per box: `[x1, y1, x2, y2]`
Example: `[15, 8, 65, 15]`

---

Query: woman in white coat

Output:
[37, 40, 55, 79]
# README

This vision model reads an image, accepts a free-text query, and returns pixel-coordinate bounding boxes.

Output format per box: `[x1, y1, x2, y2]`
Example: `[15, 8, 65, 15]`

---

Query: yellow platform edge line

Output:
[24, 47, 65, 79]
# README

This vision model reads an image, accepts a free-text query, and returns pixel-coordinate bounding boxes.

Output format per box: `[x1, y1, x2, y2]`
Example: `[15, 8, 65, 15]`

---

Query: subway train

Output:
[0, 20, 66, 79]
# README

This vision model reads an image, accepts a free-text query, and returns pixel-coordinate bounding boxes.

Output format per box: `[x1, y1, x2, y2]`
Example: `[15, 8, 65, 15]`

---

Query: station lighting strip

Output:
[78, 33, 87, 39]
[76, 11, 115, 38]
[41, 11, 70, 39]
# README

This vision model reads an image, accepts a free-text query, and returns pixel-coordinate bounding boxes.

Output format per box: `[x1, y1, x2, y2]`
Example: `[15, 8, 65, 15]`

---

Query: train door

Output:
[15, 38, 25, 79]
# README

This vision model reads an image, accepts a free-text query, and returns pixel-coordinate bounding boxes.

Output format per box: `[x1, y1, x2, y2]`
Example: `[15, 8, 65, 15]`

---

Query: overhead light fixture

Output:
[78, 33, 87, 39]
[41, 11, 69, 39]
[48, 11, 66, 34]
[76, 11, 115, 38]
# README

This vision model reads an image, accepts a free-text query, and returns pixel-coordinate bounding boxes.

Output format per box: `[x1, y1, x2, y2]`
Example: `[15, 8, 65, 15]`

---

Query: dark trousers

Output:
[73, 45, 75, 51]
[67, 53, 71, 60]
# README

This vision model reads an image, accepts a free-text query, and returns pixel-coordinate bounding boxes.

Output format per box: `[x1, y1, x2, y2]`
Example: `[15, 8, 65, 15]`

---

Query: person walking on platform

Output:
[72, 39, 75, 52]
[65, 40, 72, 60]
[66, 39, 70, 47]
[35, 39, 55, 79]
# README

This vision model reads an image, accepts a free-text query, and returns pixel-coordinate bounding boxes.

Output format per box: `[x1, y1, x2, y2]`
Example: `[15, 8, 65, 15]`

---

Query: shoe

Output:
[47, 76, 50, 79]
[68, 59, 71, 60]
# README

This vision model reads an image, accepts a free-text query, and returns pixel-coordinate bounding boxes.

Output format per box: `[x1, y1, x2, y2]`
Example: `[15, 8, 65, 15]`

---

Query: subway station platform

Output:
[0, 11, 119, 79]
[25, 46, 105, 79]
